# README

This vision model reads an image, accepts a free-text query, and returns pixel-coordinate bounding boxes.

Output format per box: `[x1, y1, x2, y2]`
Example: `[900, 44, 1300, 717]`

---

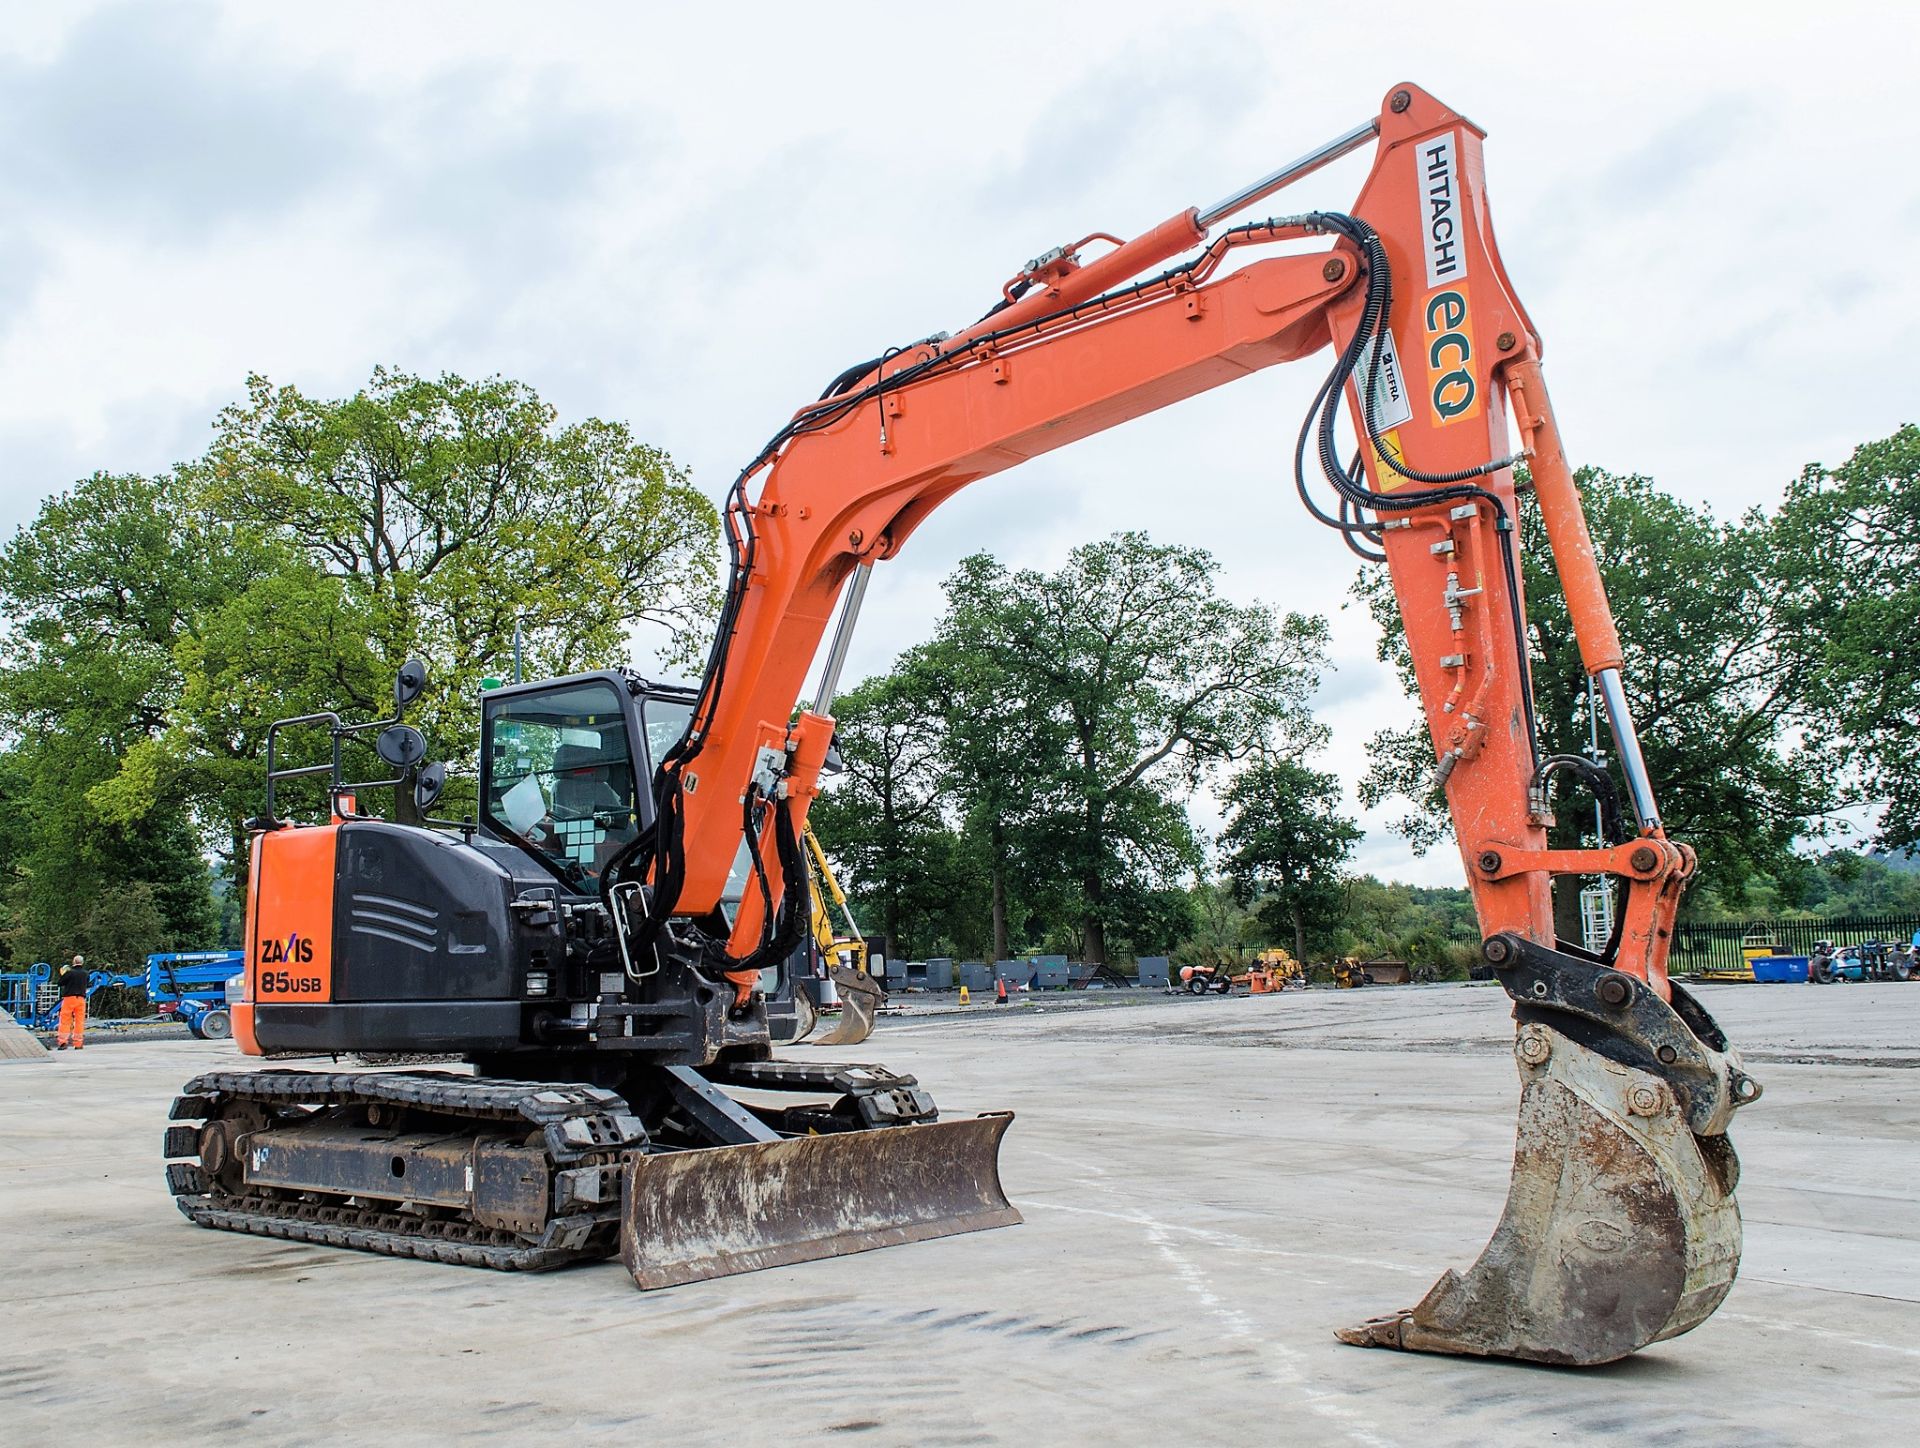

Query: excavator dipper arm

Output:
[620, 82, 1757, 1365]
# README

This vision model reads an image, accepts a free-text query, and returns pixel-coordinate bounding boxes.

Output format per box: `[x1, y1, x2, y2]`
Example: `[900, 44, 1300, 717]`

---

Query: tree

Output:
[1220, 758, 1362, 962]
[101, 368, 719, 858]
[914, 566, 1073, 961]
[1356, 467, 1836, 916]
[805, 670, 957, 963]
[1329, 875, 1483, 974]
[195, 368, 719, 751]
[0, 472, 230, 962]
[1177, 876, 1260, 967]
[961, 532, 1331, 964]
[810, 534, 1332, 963]
[0, 370, 720, 963]
[137, 559, 393, 865]
[1777, 849, 1920, 918]
[1778, 425, 1920, 849]
[0, 753, 23, 965]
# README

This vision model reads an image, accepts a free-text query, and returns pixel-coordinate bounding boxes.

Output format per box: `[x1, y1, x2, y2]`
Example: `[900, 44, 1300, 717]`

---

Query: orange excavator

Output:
[165, 83, 1756, 1367]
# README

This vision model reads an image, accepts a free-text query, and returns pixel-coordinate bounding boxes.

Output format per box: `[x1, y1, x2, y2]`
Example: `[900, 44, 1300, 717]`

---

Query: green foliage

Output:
[806, 669, 976, 963]
[1691, 849, 1920, 922]
[1175, 877, 1261, 967]
[192, 368, 719, 786]
[1777, 425, 1920, 849]
[0, 471, 231, 964]
[1325, 876, 1483, 975]
[908, 559, 1076, 961]
[1173, 870, 1483, 975]
[815, 533, 1330, 963]
[955, 532, 1326, 963]
[1220, 758, 1362, 961]
[0, 370, 718, 966]
[1355, 466, 1836, 908]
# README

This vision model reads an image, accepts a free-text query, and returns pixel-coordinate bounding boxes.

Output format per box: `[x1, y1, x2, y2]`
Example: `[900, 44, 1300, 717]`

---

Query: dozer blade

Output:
[621, 1112, 1019, 1288]
[809, 965, 885, 1047]
[1338, 1022, 1742, 1366]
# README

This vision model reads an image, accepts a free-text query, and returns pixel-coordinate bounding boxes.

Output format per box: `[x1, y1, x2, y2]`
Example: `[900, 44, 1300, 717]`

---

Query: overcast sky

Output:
[2, 1, 1915, 886]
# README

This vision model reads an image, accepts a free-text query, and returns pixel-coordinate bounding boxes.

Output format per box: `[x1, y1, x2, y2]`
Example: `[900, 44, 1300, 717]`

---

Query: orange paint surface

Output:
[245, 826, 338, 1020]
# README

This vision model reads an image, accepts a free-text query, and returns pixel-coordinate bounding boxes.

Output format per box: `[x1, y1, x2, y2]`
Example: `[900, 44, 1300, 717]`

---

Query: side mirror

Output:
[413, 761, 447, 812]
[376, 724, 428, 770]
[394, 658, 428, 711]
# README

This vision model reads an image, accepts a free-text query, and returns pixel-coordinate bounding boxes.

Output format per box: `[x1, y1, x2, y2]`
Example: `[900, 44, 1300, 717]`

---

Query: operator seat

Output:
[550, 743, 635, 875]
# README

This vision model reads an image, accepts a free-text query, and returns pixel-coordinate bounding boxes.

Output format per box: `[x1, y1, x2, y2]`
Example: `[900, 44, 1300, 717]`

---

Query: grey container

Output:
[1033, 955, 1071, 989]
[993, 960, 1037, 988]
[1136, 956, 1170, 987]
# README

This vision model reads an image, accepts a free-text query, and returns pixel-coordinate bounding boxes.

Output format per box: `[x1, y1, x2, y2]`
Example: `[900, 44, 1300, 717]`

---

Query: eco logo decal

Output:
[1422, 284, 1481, 426]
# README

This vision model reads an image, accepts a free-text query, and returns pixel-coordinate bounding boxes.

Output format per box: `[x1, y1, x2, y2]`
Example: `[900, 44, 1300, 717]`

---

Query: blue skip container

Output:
[1751, 955, 1809, 983]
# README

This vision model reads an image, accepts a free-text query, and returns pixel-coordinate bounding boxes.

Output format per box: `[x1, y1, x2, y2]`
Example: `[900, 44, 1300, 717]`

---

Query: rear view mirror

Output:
[376, 724, 428, 769]
[413, 761, 447, 811]
[394, 658, 428, 711]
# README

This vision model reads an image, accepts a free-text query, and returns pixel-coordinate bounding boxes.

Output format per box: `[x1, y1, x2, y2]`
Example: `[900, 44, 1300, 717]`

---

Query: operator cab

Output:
[477, 670, 817, 1035]
[479, 672, 694, 891]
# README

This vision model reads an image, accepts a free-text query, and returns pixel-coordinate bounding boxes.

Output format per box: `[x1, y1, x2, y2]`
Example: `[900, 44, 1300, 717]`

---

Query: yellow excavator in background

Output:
[803, 824, 886, 1046]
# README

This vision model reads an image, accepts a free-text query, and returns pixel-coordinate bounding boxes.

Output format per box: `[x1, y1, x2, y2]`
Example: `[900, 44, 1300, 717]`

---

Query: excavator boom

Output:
[616, 82, 1756, 1364]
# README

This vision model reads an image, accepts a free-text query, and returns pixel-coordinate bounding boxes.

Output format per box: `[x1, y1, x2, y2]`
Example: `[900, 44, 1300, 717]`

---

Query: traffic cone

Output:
[959, 985, 971, 1005]
[995, 977, 1008, 1005]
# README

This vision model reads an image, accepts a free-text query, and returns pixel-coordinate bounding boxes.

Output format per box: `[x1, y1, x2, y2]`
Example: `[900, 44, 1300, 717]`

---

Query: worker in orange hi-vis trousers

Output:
[55, 954, 89, 1050]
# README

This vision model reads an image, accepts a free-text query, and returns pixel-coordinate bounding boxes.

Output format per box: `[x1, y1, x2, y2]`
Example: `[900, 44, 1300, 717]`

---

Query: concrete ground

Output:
[3, 982, 1916, 1447]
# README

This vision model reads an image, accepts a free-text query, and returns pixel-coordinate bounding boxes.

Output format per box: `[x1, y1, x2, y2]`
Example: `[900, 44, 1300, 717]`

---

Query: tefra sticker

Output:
[1354, 329, 1414, 431]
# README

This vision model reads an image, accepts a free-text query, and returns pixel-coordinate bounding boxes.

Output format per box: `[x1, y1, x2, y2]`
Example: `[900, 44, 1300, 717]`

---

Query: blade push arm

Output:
[645, 83, 1684, 1001]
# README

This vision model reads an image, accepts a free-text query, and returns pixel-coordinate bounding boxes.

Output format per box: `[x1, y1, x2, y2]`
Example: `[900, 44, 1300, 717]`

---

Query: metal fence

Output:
[1670, 915, 1920, 976]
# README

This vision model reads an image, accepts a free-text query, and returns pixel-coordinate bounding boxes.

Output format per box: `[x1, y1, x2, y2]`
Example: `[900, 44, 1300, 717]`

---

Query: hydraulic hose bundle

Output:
[1281, 210, 1541, 767]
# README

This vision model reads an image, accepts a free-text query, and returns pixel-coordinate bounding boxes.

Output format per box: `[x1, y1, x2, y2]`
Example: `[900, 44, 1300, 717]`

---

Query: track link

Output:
[164, 1069, 646, 1271]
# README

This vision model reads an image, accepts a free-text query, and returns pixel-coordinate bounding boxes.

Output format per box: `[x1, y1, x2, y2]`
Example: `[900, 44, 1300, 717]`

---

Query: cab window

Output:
[483, 682, 639, 880]
[640, 697, 694, 774]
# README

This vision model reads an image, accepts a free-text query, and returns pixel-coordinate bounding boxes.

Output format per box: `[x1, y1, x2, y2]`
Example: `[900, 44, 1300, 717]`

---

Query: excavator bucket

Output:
[1337, 1021, 1742, 1366]
[621, 1112, 1020, 1288]
[808, 965, 885, 1047]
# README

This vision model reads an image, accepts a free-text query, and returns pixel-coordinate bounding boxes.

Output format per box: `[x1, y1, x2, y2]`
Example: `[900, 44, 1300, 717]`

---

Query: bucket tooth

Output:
[1338, 1023, 1741, 1366]
[621, 1112, 1019, 1288]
